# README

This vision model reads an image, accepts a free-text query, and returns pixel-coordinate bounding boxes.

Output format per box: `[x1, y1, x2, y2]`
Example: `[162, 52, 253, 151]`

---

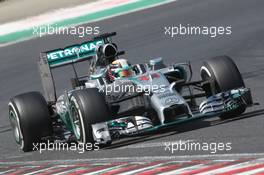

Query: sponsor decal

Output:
[47, 40, 104, 63]
[158, 92, 175, 99]
[139, 76, 150, 81]
[164, 97, 179, 105]
[151, 73, 160, 78]
[139, 73, 160, 81]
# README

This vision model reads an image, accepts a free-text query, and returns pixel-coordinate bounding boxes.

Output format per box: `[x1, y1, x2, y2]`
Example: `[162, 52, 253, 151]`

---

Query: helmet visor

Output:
[117, 67, 133, 77]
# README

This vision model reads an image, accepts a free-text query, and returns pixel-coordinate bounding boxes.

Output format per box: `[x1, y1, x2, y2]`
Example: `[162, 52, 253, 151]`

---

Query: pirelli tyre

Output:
[200, 55, 246, 119]
[69, 88, 111, 147]
[8, 92, 52, 152]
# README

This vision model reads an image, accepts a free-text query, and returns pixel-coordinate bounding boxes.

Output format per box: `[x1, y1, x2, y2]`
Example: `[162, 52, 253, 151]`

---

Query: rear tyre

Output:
[200, 56, 246, 119]
[70, 88, 111, 147]
[8, 92, 52, 152]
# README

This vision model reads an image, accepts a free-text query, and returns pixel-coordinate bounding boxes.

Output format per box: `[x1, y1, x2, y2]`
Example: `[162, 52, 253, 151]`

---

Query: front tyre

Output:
[8, 92, 52, 152]
[70, 88, 111, 146]
[200, 56, 246, 119]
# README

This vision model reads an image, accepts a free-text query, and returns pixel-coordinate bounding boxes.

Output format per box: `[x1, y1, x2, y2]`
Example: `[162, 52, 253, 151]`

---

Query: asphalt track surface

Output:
[0, 0, 264, 163]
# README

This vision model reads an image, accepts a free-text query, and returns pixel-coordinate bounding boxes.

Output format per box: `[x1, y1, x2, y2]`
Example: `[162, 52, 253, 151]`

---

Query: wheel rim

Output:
[9, 106, 23, 148]
[71, 104, 81, 140]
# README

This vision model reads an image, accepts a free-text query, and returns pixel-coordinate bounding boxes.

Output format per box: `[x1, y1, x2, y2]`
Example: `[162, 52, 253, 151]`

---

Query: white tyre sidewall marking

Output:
[8, 102, 24, 150]
[200, 66, 212, 77]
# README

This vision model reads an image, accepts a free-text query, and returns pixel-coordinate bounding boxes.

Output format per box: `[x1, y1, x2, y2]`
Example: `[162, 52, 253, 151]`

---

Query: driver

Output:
[107, 59, 134, 81]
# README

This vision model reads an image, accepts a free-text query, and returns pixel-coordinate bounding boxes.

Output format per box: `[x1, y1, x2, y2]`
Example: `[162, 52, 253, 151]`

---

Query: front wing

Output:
[92, 87, 253, 143]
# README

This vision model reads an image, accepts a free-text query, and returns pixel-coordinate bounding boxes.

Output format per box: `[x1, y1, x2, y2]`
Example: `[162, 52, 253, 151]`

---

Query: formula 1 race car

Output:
[8, 32, 254, 151]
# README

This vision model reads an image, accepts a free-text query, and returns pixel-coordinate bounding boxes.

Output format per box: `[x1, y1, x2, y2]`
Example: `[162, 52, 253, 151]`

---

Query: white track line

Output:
[84, 165, 126, 175]
[0, 0, 178, 47]
[0, 169, 15, 174]
[0, 0, 137, 36]
[196, 161, 259, 175]
[237, 167, 264, 175]
[2, 153, 264, 165]
[53, 167, 87, 175]
[23, 166, 56, 175]
[159, 164, 205, 175]
[119, 163, 167, 175]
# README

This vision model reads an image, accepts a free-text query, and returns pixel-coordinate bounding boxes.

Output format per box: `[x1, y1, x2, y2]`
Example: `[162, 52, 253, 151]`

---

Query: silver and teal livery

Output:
[8, 32, 254, 151]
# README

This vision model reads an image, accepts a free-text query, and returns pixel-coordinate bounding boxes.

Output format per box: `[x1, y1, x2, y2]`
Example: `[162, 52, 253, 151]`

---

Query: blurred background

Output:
[0, 0, 95, 23]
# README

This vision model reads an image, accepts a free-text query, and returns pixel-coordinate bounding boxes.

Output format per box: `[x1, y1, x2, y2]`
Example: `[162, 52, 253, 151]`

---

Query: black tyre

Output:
[69, 88, 111, 146]
[200, 55, 246, 119]
[8, 92, 52, 152]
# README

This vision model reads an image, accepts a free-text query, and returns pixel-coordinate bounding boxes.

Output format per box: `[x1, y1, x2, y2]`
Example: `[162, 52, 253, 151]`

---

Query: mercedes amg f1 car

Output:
[8, 32, 254, 151]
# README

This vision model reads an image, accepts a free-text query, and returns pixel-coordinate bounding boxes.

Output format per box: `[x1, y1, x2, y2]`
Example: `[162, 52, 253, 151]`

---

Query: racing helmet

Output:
[108, 59, 133, 80]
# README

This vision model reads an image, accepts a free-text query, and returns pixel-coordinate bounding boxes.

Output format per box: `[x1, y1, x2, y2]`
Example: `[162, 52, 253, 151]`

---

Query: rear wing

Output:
[38, 32, 117, 103]
[47, 39, 104, 68]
